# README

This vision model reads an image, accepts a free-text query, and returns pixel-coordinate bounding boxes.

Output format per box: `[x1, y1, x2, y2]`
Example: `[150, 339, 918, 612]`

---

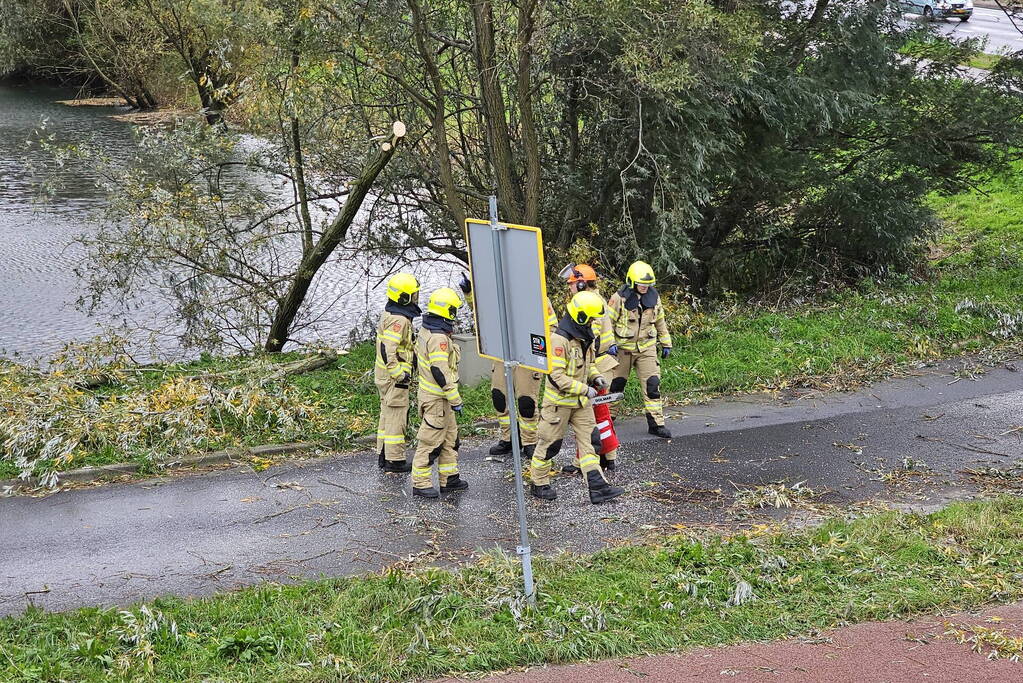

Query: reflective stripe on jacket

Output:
[606, 293, 672, 353]
[375, 312, 414, 382]
[416, 329, 461, 404]
[544, 331, 601, 409]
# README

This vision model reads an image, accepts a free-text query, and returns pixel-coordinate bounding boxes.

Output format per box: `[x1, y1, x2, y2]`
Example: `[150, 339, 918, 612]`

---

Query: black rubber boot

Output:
[413, 486, 439, 499]
[383, 459, 412, 473]
[530, 483, 557, 501]
[587, 469, 624, 504]
[489, 439, 512, 455]
[440, 474, 469, 493]
[561, 463, 581, 475]
[646, 413, 672, 439]
[600, 454, 616, 472]
[522, 444, 535, 461]
[378, 447, 386, 469]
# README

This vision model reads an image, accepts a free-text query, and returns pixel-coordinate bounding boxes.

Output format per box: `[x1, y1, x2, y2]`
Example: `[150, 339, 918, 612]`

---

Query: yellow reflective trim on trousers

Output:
[578, 454, 600, 469]
[438, 464, 458, 474]
[412, 467, 432, 477]
[377, 429, 405, 443]
[644, 400, 661, 410]
[518, 421, 538, 432]
[498, 415, 511, 425]
[531, 457, 550, 470]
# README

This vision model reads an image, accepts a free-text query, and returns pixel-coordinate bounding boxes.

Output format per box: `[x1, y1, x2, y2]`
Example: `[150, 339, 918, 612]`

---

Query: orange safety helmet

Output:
[564, 264, 597, 284]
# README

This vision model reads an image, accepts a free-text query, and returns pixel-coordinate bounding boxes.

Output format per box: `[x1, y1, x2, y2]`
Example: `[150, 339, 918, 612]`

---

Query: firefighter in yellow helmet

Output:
[374, 273, 420, 472]
[606, 261, 673, 440]
[412, 287, 467, 499]
[560, 264, 621, 473]
[530, 290, 625, 504]
[459, 274, 557, 462]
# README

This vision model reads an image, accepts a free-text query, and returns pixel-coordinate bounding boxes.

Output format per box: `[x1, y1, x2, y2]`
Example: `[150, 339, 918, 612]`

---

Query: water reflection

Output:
[0, 84, 459, 363]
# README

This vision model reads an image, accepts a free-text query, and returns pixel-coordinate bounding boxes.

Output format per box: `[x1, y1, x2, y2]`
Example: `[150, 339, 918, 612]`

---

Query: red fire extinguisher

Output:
[576, 388, 619, 459]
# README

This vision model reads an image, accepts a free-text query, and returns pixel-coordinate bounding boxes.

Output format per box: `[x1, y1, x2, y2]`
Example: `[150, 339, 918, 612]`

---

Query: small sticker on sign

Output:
[530, 334, 547, 357]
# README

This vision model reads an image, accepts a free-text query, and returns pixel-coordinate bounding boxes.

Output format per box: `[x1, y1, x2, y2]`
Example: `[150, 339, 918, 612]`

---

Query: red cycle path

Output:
[437, 603, 1023, 682]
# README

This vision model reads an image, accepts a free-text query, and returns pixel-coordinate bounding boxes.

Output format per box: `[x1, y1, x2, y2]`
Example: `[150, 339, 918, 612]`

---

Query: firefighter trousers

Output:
[491, 363, 542, 446]
[413, 398, 459, 489]
[376, 380, 410, 462]
[530, 403, 606, 486]
[610, 349, 663, 425]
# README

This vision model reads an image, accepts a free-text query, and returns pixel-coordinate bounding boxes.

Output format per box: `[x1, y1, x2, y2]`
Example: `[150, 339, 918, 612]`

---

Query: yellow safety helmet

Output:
[566, 290, 605, 326]
[426, 287, 463, 320]
[626, 260, 656, 288]
[386, 272, 420, 305]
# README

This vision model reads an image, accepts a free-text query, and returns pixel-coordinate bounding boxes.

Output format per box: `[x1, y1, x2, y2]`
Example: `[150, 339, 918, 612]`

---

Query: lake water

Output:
[0, 84, 459, 363]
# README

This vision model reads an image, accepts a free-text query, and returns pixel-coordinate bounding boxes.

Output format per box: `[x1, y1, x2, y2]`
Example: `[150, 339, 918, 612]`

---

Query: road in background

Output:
[928, 6, 1023, 54]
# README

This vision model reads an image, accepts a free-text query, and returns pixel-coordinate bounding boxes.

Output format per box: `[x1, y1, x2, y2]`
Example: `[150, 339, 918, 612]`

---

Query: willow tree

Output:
[70, 3, 409, 352]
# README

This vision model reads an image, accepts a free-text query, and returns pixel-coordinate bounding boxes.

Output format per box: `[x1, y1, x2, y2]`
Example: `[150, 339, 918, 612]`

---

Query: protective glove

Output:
[458, 273, 472, 295]
[585, 386, 598, 400]
[452, 403, 464, 415]
[661, 346, 672, 359]
[395, 372, 411, 388]
[607, 344, 618, 357]
[593, 376, 608, 391]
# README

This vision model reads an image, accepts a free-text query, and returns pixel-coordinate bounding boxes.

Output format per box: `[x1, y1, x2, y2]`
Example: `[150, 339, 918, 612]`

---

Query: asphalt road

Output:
[3, 354, 1023, 616]
[927, 7, 1023, 54]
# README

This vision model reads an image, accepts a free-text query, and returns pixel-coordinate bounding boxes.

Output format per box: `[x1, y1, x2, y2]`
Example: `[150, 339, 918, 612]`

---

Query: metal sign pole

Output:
[488, 194, 536, 607]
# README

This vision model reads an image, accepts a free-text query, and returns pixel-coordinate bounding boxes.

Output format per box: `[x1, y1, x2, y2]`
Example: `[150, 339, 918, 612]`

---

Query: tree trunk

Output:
[516, 0, 541, 226]
[264, 126, 406, 352]
[407, 0, 467, 229]
[472, 0, 523, 222]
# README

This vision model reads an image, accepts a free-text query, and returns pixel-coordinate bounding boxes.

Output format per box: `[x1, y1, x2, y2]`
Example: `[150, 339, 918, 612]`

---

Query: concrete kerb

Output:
[0, 441, 331, 493]
[1, 418, 504, 494]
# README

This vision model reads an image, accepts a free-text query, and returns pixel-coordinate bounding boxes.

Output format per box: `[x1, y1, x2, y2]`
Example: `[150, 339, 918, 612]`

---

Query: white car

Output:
[899, 0, 974, 22]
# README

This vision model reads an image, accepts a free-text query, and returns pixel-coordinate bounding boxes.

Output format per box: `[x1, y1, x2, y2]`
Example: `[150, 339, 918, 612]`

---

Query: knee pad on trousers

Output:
[517, 395, 536, 419]
[646, 375, 661, 399]
[428, 445, 443, 464]
[590, 427, 602, 453]
[491, 388, 507, 413]
[610, 377, 627, 393]
[543, 439, 563, 460]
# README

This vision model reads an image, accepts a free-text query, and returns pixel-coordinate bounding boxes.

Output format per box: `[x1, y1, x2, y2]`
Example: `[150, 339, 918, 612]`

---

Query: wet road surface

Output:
[3, 355, 1023, 616]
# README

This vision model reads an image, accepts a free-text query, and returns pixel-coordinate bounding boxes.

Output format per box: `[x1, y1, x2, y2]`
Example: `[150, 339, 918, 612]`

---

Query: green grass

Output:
[3, 497, 1023, 681]
[966, 53, 1002, 71]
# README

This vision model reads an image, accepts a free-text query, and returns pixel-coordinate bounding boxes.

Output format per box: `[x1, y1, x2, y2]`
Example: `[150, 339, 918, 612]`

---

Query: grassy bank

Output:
[2, 169, 1022, 483]
[3, 497, 1023, 681]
